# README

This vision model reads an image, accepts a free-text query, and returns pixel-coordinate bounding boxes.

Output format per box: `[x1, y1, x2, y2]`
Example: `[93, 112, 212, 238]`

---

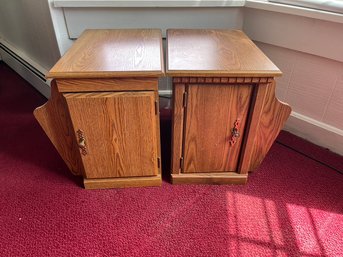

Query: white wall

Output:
[255, 42, 343, 130]
[0, 0, 61, 71]
[243, 6, 343, 154]
[62, 7, 244, 38]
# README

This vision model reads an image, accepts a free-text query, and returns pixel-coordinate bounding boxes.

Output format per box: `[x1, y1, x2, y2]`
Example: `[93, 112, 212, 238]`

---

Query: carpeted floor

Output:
[0, 62, 342, 257]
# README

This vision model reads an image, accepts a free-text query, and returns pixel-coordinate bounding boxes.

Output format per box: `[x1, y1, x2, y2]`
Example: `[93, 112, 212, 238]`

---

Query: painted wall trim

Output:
[243, 10, 343, 63]
[54, 0, 245, 8]
[284, 111, 343, 155]
[48, 0, 74, 56]
[246, 0, 343, 24]
[54, 0, 343, 24]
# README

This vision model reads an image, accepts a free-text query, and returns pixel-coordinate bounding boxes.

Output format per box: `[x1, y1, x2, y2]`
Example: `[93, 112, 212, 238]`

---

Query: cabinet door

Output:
[64, 91, 158, 179]
[183, 84, 252, 173]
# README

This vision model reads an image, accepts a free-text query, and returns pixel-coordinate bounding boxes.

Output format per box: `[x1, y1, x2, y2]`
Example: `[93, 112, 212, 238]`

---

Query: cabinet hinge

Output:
[157, 157, 161, 169]
[180, 157, 184, 170]
[155, 100, 159, 115]
[183, 92, 188, 108]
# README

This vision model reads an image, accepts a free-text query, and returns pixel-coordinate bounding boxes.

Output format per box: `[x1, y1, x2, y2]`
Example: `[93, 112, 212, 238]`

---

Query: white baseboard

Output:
[0, 40, 50, 98]
[284, 112, 343, 156]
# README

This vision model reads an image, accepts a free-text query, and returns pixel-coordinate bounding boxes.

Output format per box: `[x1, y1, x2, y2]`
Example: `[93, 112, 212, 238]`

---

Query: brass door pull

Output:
[79, 138, 85, 147]
[229, 119, 241, 146]
[77, 129, 87, 155]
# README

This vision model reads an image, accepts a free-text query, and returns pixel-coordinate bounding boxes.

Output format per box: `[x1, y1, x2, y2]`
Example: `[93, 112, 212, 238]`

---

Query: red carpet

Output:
[1, 62, 342, 257]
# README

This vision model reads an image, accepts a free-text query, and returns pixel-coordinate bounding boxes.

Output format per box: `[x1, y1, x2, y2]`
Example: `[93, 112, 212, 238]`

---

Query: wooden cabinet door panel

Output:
[183, 84, 252, 173]
[64, 91, 158, 178]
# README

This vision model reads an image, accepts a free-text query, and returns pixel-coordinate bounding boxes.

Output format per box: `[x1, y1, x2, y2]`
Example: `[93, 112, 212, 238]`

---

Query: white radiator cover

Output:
[0, 40, 50, 98]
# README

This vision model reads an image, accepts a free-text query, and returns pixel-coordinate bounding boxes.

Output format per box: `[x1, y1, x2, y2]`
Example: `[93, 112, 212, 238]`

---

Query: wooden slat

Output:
[171, 172, 247, 185]
[84, 175, 162, 189]
[33, 81, 84, 176]
[171, 84, 186, 174]
[57, 78, 158, 92]
[172, 77, 274, 83]
[248, 81, 292, 171]
[238, 83, 269, 174]
[154, 90, 162, 175]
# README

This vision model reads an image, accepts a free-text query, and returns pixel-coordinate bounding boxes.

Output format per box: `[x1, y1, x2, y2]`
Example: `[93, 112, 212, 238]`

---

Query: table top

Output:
[47, 29, 164, 79]
[166, 29, 281, 77]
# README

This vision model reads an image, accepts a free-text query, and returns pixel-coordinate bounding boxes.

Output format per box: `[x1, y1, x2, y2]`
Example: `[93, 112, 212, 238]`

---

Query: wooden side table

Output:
[167, 29, 291, 184]
[34, 29, 164, 189]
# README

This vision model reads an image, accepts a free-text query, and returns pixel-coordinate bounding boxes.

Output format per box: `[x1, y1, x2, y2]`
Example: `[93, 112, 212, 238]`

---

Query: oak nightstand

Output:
[34, 29, 164, 189]
[167, 29, 291, 184]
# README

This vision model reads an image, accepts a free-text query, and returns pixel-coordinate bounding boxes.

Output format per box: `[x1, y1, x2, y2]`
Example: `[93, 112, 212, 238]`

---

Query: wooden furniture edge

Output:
[247, 80, 291, 171]
[238, 83, 269, 173]
[47, 29, 165, 80]
[155, 90, 162, 175]
[33, 81, 84, 176]
[166, 72, 282, 78]
[171, 173, 247, 185]
[47, 71, 165, 80]
[171, 77, 275, 84]
[84, 175, 162, 189]
[158, 29, 166, 76]
[56, 78, 159, 92]
[170, 83, 186, 174]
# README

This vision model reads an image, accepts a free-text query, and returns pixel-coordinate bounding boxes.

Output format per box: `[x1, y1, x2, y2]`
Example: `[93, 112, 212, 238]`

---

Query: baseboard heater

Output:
[0, 43, 46, 82]
[0, 42, 50, 98]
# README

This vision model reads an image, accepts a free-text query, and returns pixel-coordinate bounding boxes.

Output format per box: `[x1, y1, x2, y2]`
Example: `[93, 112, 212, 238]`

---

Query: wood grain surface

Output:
[48, 29, 164, 79]
[171, 83, 186, 174]
[33, 81, 84, 176]
[247, 81, 291, 171]
[183, 84, 252, 173]
[57, 78, 158, 92]
[84, 175, 162, 189]
[171, 172, 247, 185]
[238, 83, 269, 174]
[172, 77, 274, 84]
[167, 29, 282, 77]
[154, 90, 162, 176]
[64, 91, 159, 179]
